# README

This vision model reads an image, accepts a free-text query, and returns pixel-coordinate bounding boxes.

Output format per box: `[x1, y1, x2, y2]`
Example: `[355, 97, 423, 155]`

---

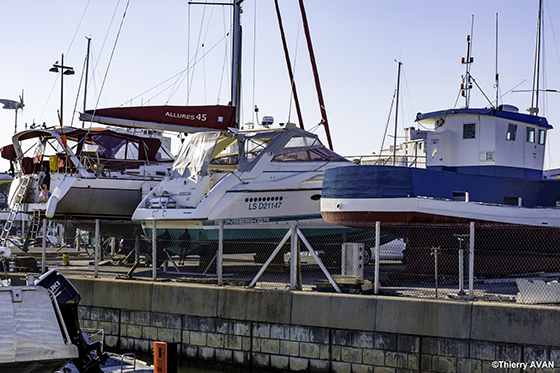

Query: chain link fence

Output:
[3, 218, 560, 305]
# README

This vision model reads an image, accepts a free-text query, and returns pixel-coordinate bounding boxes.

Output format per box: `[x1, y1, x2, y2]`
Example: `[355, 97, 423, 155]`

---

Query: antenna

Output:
[495, 13, 499, 106]
[461, 15, 475, 108]
[528, 0, 543, 115]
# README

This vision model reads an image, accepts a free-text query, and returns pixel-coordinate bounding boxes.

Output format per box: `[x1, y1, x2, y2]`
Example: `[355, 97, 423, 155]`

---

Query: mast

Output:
[231, 0, 243, 127]
[495, 13, 499, 106]
[461, 16, 475, 108]
[273, 0, 305, 129]
[392, 61, 402, 166]
[83, 37, 91, 128]
[529, 0, 543, 115]
[298, 0, 333, 150]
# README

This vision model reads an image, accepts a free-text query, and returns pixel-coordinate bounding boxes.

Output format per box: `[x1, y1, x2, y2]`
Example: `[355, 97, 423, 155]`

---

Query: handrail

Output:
[120, 352, 136, 372]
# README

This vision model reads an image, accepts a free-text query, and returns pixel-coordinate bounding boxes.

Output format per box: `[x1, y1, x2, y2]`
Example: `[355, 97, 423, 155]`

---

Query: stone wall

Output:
[69, 277, 560, 372]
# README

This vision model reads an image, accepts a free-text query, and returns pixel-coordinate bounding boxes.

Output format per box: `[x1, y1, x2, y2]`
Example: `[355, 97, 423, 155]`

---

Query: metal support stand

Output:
[469, 222, 475, 301]
[94, 219, 100, 278]
[152, 220, 157, 281]
[454, 234, 469, 296]
[374, 221, 380, 295]
[41, 219, 47, 274]
[431, 247, 440, 298]
[218, 221, 223, 286]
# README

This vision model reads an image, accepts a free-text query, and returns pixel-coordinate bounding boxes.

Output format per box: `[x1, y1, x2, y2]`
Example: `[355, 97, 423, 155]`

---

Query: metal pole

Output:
[152, 220, 157, 281]
[374, 221, 380, 295]
[469, 222, 475, 301]
[135, 235, 140, 263]
[94, 219, 99, 278]
[60, 54, 64, 126]
[218, 221, 223, 286]
[41, 219, 47, 274]
[458, 240, 465, 296]
[290, 222, 298, 290]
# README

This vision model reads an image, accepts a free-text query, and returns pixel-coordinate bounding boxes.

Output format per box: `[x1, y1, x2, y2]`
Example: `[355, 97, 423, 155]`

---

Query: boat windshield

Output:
[172, 131, 222, 178]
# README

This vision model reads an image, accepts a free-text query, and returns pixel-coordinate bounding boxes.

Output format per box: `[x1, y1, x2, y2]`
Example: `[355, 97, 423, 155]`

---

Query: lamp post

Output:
[49, 53, 74, 126]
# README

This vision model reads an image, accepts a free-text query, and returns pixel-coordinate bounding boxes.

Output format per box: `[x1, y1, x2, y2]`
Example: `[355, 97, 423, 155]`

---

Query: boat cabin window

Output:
[526, 127, 535, 143]
[273, 148, 348, 162]
[463, 123, 475, 139]
[506, 124, 517, 141]
[539, 129, 546, 145]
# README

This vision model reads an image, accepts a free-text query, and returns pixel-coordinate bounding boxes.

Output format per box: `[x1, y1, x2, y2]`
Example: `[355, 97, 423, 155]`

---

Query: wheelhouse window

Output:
[526, 127, 535, 143]
[463, 123, 475, 139]
[506, 124, 517, 141]
[539, 129, 546, 145]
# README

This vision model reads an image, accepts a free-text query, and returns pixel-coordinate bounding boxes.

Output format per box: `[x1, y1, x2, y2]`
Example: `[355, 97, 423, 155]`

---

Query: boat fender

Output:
[45, 196, 59, 218]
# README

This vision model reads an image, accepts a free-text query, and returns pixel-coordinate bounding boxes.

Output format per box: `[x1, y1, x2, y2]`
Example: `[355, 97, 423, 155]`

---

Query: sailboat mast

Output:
[83, 37, 91, 128]
[530, 0, 543, 115]
[392, 61, 402, 166]
[273, 0, 305, 129]
[495, 13, 499, 106]
[231, 0, 243, 127]
[298, 0, 333, 150]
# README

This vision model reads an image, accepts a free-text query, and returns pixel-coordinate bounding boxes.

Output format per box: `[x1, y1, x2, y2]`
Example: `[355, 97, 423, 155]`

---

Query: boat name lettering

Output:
[248, 201, 282, 210]
[179, 192, 192, 196]
[165, 112, 207, 121]
[218, 218, 271, 225]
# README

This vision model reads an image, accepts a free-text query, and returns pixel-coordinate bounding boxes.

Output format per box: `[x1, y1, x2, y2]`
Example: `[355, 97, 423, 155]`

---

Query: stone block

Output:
[385, 351, 407, 368]
[310, 327, 330, 344]
[253, 323, 271, 338]
[157, 327, 181, 342]
[352, 331, 374, 349]
[134, 338, 151, 353]
[421, 354, 432, 372]
[198, 346, 215, 360]
[242, 336, 251, 351]
[224, 335, 242, 350]
[457, 358, 482, 373]
[91, 278, 153, 311]
[407, 353, 419, 370]
[183, 315, 199, 331]
[152, 282, 217, 317]
[90, 307, 105, 321]
[397, 335, 420, 353]
[371, 368, 395, 373]
[472, 303, 560, 347]
[363, 349, 384, 366]
[351, 364, 374, 373]
[374, 333, 397, 351]
[183, 345, 198, 359]
[300, 342, 320, 359]
[470, 341, 495, 360]
[199, 317, 216, 332]
[217, 287, 248, 320]
[376, 297, 471, 339]
[127, 324, 142, 338]
[252, 352, 270, 368]
[98, 321, 118, 335]
[495, 344, 522, 361]
[289, 357, 310, 372]
[423, 337, 469, 358]
[280, 340, 300, 356]
[120, 337, 133, 350]
[271, 324, 290, 340]
[190, 331, 207, 346]
[142, 326, 158, 341]
[104, 335, 118, 349]
[81, 319, 98, 330]
[233, 350, 250, 365]
[320, 344, 330, 359]
[525, 345, 549, 361]
[332, 345, 341, 361]
[215, 319, 232, 335]
[261, 339, 280, 354]
[78, 306, 91, 320]
[333, 330, 351, 346]
[206, 332, 224, 348]
[151, 313, 171, 328]
[215, 348, 232, 364]
[245, 289, 292, 324]
[233, 321, 251, 336]
[182, 330, 190, 344]
[292, 291, 376, 331]
[252, 337, 261, 352]
[290, 325, 310, 342]
[133, 311, 151, 326]
[310, 358, 330, 373]
[332, 361, 351, 373]
[432, 356, 457, 373]
[120, 310, 132, 324]
[341, 347, 362, 363]
[271, 355, 290, 370]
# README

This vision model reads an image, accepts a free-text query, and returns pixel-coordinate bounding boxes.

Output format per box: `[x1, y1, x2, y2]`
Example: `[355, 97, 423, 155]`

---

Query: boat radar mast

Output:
[460, 17, 475, 108]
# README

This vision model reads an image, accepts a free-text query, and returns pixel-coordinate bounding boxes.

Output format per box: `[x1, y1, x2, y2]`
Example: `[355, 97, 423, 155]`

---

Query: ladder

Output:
[0, 176, 32, 247]
[22, 210, 44, 252]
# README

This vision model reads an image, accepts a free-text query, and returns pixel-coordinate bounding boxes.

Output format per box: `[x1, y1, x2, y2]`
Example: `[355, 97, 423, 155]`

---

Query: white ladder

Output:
[0, 176, 31, 247]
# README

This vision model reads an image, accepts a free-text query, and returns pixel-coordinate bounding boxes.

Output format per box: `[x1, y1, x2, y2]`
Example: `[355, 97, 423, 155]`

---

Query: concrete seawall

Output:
[69, 276, 560, 372]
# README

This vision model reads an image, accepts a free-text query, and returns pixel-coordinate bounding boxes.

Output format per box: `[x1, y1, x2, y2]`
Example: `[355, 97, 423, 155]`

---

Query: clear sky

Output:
[1, 0, 559, 171]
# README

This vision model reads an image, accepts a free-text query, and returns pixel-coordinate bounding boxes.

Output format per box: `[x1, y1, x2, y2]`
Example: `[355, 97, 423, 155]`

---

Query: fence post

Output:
[469, 222, 475, 301]
[374, 221, 380, 295]
[218, 221, 223, 286]
[94, 219, 99, 278]
[152, 220, 157, 281]
[290, 222, 301, 290]
[41, 218, 47, 274]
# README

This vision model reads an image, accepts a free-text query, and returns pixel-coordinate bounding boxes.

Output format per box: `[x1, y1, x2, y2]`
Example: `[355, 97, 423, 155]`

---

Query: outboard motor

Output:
[36, 269, 108, 373]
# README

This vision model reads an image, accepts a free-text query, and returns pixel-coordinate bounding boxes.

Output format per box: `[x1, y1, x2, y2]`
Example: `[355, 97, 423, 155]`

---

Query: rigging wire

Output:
[287, 25, 302, 125]
[216, 7, 231, 105]
[92, 0, 130, 114]
[186, 4, 210, 104]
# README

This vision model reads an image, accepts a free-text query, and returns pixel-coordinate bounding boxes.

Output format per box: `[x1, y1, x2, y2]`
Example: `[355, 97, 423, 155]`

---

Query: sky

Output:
[1, 0, 559, 172]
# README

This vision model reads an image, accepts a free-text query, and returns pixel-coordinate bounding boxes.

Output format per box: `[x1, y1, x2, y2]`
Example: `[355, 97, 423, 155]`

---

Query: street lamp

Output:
[49, 53, 74, 127]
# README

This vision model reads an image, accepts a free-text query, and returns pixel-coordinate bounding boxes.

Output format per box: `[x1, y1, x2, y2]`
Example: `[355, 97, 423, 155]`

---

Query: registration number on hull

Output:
[248, 201, 282, 210]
